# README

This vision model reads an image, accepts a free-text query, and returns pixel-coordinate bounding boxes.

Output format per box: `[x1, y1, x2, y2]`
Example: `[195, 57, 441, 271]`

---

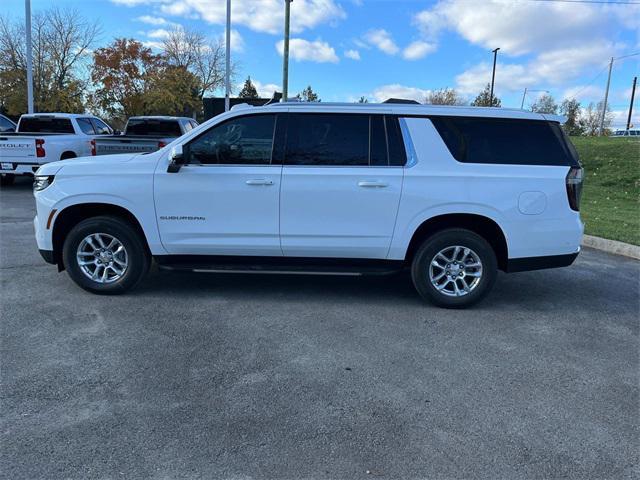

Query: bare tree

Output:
[45, 8, 99, 92]
[425, 88, 466, 106]
[0, 8, 98, 114]
[162, 26, 232, 101]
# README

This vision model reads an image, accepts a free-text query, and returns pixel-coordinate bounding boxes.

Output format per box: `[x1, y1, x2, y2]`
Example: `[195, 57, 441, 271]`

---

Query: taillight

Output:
[566, 166, 583, 212]
[158, 141, 167, 149]
[90, 139, 96, 156]
[35, 138, 45, 158]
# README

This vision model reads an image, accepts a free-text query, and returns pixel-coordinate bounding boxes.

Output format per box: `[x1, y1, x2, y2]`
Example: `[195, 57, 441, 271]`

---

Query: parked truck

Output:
[94, 116, 198, 156]
[0, 113, 113, 186]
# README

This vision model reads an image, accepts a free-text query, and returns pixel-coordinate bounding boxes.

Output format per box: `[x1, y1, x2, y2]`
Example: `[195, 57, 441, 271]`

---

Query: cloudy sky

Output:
[6, 0, 640, 128]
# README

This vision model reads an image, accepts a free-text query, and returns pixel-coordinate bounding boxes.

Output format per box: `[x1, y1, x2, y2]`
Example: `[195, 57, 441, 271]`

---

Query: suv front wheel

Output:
[411, 229, 497, 308]
[62, 216, 150, 294]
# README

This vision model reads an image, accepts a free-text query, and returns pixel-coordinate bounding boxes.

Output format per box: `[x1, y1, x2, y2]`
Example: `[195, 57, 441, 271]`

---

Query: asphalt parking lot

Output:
[1, 176, 639, 480]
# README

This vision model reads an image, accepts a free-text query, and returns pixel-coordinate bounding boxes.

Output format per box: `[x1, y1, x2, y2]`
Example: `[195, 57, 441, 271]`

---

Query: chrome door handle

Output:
[245, 179, 274, 186]
[358, 180, 388, 188]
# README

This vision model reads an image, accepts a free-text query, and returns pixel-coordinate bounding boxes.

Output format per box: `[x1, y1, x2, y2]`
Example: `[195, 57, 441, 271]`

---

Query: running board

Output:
[154, 255, 405, 277]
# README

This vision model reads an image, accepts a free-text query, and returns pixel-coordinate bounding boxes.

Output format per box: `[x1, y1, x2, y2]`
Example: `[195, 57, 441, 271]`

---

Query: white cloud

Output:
[253, 80, 281, 98]
[402, 41, 435, 60]
[413, 0, 618, 56]
[147, 28, 172, 39]
[370, 84, 431, 103]
[142, 40, 164, 50]
[344, 49, 360, 60]
[363, 29, 399, 55]
[223, 29, 245, 53]
[136, 15, 169, 25]
[562, 85, 604, 103]
[149, 0, 345, 35]
[455, 41, 616, 96]
[275, 38, 339, 63]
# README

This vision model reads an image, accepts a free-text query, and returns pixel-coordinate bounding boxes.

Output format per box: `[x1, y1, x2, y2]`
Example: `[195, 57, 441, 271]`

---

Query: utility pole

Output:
[598, 57, 613, 136]
[490, 47, 500, 107]
[25, 0, 34, 113]
[626, 76, 637, 131]
[224, 0, 231, 112]
[282, 0, 292, 102]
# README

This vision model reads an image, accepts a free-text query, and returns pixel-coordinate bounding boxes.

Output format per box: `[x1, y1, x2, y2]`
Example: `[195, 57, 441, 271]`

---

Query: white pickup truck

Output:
[0, 113, 113, 186]
[94, 116, 198, 156]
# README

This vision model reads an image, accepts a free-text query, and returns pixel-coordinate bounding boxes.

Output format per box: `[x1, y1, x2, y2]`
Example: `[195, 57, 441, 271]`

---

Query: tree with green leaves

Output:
[470, 83, 501, 107]
[559, 98, 583, 136]
[530, 93, 558, 114]
[238, 76, 259, 98]
[296, 85, 320, 102]
[357, 96, 368, 103]
[580, 101, 612, 136]
[425, 88, 466, 105]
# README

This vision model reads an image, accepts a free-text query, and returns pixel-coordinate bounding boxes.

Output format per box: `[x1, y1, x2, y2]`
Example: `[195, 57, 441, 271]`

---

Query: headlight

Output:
[33, 175, 54, 192]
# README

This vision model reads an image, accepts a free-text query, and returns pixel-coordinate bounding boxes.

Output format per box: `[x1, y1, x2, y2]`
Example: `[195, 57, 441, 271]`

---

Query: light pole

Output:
[224, 0, 231, 112]
[25, 0, 34, 113]
[490, 47, 500, 107]
[282, 0, 292, 102]
[521, 88, 549, 110]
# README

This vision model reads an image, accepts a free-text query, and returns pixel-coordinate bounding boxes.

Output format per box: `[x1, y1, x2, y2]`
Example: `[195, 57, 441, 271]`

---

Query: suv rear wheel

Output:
[62, 216, 150, 294]
[411, 228, 497, 308]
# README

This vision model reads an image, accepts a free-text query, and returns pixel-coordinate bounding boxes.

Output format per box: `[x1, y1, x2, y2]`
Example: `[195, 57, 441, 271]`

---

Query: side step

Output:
[154, 255, 405, 277]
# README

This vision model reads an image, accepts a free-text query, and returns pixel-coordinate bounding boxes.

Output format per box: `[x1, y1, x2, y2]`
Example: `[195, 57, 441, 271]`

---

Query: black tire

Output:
[62, 215, 150, 294]
[60, 152, 76, 160]
[0, 174, 15, 186]
[411, 228, 497, 308]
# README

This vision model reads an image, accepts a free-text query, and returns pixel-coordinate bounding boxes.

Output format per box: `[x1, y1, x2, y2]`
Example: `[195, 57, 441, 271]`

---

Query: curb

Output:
[582, 235, 640, 260]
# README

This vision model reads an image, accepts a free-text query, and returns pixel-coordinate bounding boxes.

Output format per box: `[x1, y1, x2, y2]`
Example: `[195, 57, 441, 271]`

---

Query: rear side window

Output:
[18, 117, 74, 133]
[126, 119, 182, 136]
[284, 113, 407, 167]
[430, 116, 579, 166]
[76, 118, 96, 135]
[285, 114, 369, 166]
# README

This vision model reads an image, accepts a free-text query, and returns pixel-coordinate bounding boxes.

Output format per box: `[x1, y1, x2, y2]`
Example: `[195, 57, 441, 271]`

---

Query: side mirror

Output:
[167, 145, 186, 173]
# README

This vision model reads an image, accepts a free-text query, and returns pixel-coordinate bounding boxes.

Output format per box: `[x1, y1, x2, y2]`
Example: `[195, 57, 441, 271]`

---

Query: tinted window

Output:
[430, 116, 578, 166]
[285, 114, 369, 166]
[76, 118, 95, 135]
[386, 116, 407, 166]
[125, 119, 182, 136]
[370, 115, 387, 166]
[0, 116, 15, 132]
[18, 117, 74, 133]
[187, 114, 275, 165]
[91, 118, 112, 135]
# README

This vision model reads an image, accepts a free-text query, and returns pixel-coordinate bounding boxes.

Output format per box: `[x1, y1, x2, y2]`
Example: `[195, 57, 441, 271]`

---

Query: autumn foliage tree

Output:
[90, 38, 162, 122]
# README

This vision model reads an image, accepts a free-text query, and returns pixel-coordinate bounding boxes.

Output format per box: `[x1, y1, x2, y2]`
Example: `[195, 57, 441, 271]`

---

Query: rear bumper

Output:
[506, 251, 579, 273]
[1, 162, 41, 175]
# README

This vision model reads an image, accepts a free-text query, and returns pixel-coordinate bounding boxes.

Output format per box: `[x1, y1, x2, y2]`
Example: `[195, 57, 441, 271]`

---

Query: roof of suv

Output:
[232, 101, 565, 123]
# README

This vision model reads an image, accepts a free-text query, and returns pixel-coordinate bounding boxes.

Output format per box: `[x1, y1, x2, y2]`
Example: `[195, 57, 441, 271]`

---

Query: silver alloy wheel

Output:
[429, 245, 483, 297]
[76, 233, 128, 284]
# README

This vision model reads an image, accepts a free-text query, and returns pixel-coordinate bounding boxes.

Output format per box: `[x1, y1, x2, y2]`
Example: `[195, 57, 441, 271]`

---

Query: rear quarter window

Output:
[430, 116, 579, 166]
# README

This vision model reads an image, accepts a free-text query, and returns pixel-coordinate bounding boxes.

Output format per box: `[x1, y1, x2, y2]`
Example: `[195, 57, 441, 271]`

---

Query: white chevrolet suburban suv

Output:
[33, 102, 584, 308]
